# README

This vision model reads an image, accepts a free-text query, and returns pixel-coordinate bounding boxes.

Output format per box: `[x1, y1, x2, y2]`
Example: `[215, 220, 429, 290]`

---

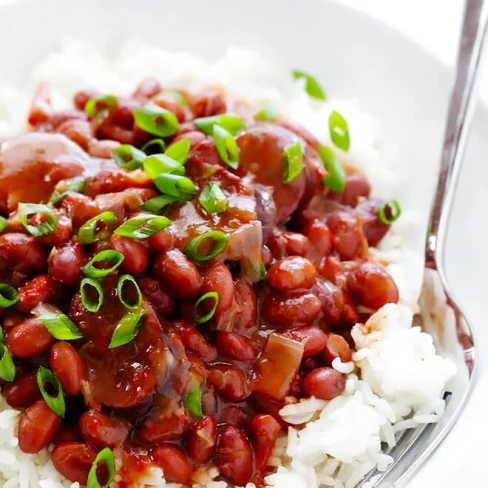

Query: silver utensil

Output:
[361, 0, 486, 486]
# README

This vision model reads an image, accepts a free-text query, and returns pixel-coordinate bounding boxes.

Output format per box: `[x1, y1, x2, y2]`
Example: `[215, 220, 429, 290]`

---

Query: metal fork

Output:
[359, 0, 487, 486]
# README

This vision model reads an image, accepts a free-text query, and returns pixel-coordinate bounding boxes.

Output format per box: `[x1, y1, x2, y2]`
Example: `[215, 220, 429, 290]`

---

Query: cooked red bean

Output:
[56, 119, 94, 150]
[73, 89, 98, 110]
[267, 256, 316, 292]
[0, 233, 48, 275]
[174, 322, 217, 362]
[250, 414, 281, 474]
[137, 276, 175, 317]
[154, 97, 186, 123]
[282, 231, 309, 256]
[303, 367, 346, 400]
[280, 326, 327, 358]
[327, 211, 366, 260]
[51, 442, 97, 484]
[261, 291, 322, 327]
[79, 410, 129, 449]
[173, 129, 206, 146]
[219, 405, 248, 428]
[152, 443, 192, 484]
[37, 212, 73, 247]
[6, 318, 54, 358]
[234, 280, 257, 331]
[4, 370, 41, 408]
[16, 275, 56, 313]
[342, 290, 359, 323]
[304, 220, 333, 256]
[322, 334, 353, 364]
[110, 235, 148, 274]
[61, 193, 99, 229]
[216, 425, 253, 486]
[97, 120, 134, 145]
[48, 242, 85, 287]
[313, 279, 344, 325]
[216, 332, 257, 362]
[356, 198, 391, 246]
[189, 90, 226, 117]
[49, 342, 83, 396]
[1, 311, 26, 332]
[328, 173, 371, 207]
[318, 255, 346, 287]
[279, 120, 320, 150]
[347, 262, 399, 309]
[27, 82, 52, 125]
[153, 249, 202, 299]
[52, 424, 82, 444]
[187, 416, 217, 464]
[137, 409, 193, 445]
[18, 399, 62, 453]
[132, 77, 162, 100]
[147, 229, 174, 252]
[111, 99, 139, 129]
[207, 363, 249, 401]
[186, 138, 221, 174]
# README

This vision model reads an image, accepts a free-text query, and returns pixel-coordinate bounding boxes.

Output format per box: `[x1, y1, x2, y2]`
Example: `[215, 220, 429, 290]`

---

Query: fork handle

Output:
[426, 0, 488, 267]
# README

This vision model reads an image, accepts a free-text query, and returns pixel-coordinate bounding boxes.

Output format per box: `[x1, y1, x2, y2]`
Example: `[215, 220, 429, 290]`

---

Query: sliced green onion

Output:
[18, 203, 57, 237]
[0, 284, 18, 308]
[0, 324, 3, 342]
[292, 70, 326, 100]
[160, 91, 187, 106]
[141, 138, 166, 154]
[114, 214, 171, 239]
[329, 110, 350, 152]
[184, 231, 230, 262]
[0, 216, 7, 234]
[378, 199, 402, 224]
[109, 310, 145, 349]
[80, 278, 104, 313]
[199, 182, 228, 214]
[84, 95, 117, 117]
[241, 257, 267, 283]
[213, 125, 239, 170]
[153, 173, 196, 200]
[83, 250, 124, 278]
[143, 154, 184, 179]
[49, 177, 87, 205]
[185, 387, 203, 417]
[318, 145, 346, 193]
[39, 311, 84, 340]
[77, 211, 116, 244]
[112, 144, 146, 170]
[194, 291, 219, 324]
[194, 114, 245, 136]
[0, 343, 15, 382]
[164, 138, 191, 164]
[117, 275, 143, 310]
[37, 366, 65, 417]
[256, 101, 277, 122]
[87, 447, 115, 488]
[283, 140, 303, 183]
[140, 195, 178, 213]
[133, 106, 179, 137]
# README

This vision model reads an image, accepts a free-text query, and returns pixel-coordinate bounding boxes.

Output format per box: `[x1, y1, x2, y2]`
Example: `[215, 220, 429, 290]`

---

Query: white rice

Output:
[0, 40, 458, 488]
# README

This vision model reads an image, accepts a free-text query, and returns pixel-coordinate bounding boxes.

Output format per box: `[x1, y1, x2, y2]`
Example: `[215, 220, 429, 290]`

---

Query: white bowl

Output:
[0, 0, 486, 486]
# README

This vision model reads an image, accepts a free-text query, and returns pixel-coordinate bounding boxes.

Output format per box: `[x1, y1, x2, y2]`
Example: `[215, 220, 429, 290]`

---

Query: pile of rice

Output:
[0, 40, 458, 488]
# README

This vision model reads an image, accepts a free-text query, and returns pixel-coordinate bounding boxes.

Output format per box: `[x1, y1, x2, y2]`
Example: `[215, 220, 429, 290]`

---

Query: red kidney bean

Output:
[51, 442, 97, 484]
[322, 333, 353, 364]
[154, 97, 186, 123]
[0, 233, 48, 275]
[313, 279, 344, 325]
[328, 173, 371, 207]
[49, 342, 83, 396]
[234, 280, 257, 331]
[280, 326, 327, 358]
[216, 425, 253, 486]
[326, 211, 366, 260]
[282, 231, 309, 256]
[261, 291, 322, 327]
[152, 443, 192, 484]
[173, 129, 206, 146]
[6, 318, 54, 358]
[4, 370, 41, 408]
[61, 193, 99, 229]
[16, 275, 56, 313]
[219, 405, 248, 428]
[187, 353, 208, 381]
[279, 121, 320, 150]
[110, 235, 148, 275]
[356, 198, 390, 246]
[216, 332, 257, 362]
[56, 119, 94, 151]
[304, 220, 333, 256]
[267, 256, 316, 292]
[137, 409, 193, 445]
[27, 82, 52, 125]
[301, 357, 320, 374]
[347, 262, 399, 309]
[1, 311, 26, 332]
[189, 90, 226, 117]
[174, 322, 217, 362]
[207, 363, 249, 402]
[303, 367, 346, 400]
[137, 276, 175, 317]
[37, 212, 73, 247]
[187, 415, 217, 464]
[201, 261, 237, 331]
[201, 387, 218, 416]
[111, 99, 139, 129]
[289, 373, 303, 397]
[88, 138, 120, 159]
[318, 255, 346, 287]
[153, 249, 202, 300]
[342, 290, 359, 323]
[18, 399, 62, 453]
[48, 242, 86, 287]
[74, 90, 98, 110]
[250, 414, 281, 474]
[148, 229, 174, 252]
[186, 139, 221, 173]
[52, 424, 82, 444]
[79, 410, 129, 449]
[132, 78, 162, 100]
[97, 121, 134, 145]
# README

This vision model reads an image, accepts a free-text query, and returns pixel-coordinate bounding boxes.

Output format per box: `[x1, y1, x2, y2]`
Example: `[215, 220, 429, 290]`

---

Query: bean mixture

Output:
[0, 78, 401, 487]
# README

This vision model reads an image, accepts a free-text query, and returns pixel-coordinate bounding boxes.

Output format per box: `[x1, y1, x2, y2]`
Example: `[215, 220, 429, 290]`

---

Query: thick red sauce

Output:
[0, 80, 399, 487]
